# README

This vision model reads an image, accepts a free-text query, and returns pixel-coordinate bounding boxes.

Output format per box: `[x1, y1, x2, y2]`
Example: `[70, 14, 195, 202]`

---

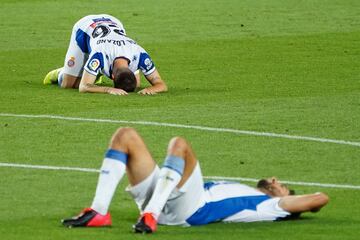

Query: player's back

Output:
[76, 14, 126, 37]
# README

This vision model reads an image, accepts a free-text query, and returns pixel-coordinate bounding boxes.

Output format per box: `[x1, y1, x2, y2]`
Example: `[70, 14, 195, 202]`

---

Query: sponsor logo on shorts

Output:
[89, 59, 100, 71]
[67, 57, 75, 67]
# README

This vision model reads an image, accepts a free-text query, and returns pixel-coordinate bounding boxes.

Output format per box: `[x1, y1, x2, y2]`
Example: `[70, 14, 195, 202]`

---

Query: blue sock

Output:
[163, 155, 185, 176]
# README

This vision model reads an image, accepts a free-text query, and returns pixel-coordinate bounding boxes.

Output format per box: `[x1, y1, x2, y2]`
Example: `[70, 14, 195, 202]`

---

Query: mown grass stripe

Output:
[1, 162, 359, 190]
[1, 113, 359, 147]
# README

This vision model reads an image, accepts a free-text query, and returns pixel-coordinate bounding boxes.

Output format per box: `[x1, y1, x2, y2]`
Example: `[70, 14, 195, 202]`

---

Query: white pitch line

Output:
[1, 113, 360, 147]
[204, 176, 360, 190]
[1, 162, 360, 190]
[0, 162, 99, 173]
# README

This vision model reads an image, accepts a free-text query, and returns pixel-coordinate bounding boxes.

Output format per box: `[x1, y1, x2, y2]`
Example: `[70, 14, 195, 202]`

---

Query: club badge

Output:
[67, 57, 75, 67]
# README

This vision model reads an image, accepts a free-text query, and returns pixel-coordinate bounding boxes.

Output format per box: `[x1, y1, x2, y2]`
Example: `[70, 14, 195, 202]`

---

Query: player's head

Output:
[113, 67, 137, 92]
[257, 177, 294, 197]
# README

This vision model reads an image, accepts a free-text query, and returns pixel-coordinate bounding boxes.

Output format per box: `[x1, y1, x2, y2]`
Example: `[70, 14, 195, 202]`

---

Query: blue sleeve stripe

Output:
[138, 52, 155, 74]
[105, 149, 128, 164]
[86, 52, 104, 74]
[163, 155, 185, 176]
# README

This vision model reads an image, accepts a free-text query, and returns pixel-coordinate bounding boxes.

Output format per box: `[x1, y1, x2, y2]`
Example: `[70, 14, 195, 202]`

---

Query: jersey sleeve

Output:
[84, 52, 104, 76]
[138, 51, 156, 76]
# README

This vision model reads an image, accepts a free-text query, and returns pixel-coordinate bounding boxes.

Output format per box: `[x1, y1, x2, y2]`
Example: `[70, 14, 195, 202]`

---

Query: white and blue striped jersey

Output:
[63, 14, 128, 78]
[83, 34, 156, 78]
[73, 14, 126, 54]
[73, 17, 156, 79]
[185, 181, 290, 225]
[73, 14, 126, 53]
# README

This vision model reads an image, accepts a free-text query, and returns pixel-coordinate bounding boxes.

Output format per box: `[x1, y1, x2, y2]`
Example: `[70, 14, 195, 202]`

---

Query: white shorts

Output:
[63, 14, 125, 77]
[126, 163, 205, 226]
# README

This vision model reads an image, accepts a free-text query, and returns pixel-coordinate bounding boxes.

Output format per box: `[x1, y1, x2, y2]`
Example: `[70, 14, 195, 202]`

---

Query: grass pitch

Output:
[0, 0, 359, 239]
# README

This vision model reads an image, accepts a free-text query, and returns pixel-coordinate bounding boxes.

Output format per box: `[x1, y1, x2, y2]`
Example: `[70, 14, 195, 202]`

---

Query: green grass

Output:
[0, 0, 359, 239]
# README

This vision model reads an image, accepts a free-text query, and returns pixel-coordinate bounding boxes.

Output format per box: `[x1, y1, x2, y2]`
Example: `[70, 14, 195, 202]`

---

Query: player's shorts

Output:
[63, 14, 125, 77]
[125, 165, 161, 211]
[126, 163, 205, 226]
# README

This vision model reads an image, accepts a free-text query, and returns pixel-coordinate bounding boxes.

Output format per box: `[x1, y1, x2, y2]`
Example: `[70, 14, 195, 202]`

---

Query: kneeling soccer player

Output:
[43, 14, 167, 95]
[62, 127, 329, 233]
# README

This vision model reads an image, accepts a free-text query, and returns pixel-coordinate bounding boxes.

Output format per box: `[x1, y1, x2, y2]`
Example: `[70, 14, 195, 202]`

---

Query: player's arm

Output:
[278, 192, 329, 213]
[138, 69, 168, 95]
[79, 70, 128, 95]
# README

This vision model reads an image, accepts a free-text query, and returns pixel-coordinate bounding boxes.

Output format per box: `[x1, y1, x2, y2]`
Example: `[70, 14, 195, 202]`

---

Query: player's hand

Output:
[107, 88, 128, 96]
[138, 88, 157, 95]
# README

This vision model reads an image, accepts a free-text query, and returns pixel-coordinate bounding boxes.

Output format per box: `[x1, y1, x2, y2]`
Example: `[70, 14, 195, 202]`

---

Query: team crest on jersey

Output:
[89, 59, 100, 71]
[144, 58, 153, 70]
[67, 57, 75, 67]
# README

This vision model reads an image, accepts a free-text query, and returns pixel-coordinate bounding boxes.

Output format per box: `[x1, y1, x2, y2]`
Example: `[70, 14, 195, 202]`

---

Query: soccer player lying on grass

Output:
[62, 127, 329, 233]
[43, 14, 167, 95]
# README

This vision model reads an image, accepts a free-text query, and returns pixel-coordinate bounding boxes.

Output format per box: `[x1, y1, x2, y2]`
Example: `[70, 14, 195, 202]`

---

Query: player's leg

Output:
[62, 127, 157, 228]
[134, 136, 198, 233]
[58, 24, 88, 88]
[43, 17, 87, 88]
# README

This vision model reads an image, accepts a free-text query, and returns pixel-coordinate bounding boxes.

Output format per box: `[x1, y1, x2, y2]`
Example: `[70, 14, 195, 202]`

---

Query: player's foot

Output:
[61, 208, 112, 228]
[43, 68, 62, 85]
[133, 212, 157, 234]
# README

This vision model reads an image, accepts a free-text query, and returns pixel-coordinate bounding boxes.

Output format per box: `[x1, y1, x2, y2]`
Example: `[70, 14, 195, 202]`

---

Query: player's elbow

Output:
[157, 82, 168, 92]
[316, 192, 329, 206]
[162, 83, 168, 92]
[311, 192, 329, 211]
[78, 84, 88, 93]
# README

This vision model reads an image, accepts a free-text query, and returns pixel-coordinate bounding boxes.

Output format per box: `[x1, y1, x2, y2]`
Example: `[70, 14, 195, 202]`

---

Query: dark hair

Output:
[257, 179, 271, 189]
[113, 67, 136, 92]
[257, 179, 300, 220]
[257, 179, 296, 195]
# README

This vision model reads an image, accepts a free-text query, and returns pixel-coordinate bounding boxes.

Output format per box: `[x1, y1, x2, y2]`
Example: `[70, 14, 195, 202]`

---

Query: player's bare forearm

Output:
[139, 70, 168, 95]
[279, 192, 329, 213]
[79, 71, 128, 95]
[80, 83, 108, 93]
[79, 83, 128, 95]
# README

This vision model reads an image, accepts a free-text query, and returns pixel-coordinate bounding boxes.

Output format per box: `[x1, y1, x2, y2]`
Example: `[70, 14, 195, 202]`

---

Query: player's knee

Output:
[112, 127, 140, 144]
[61, 75, 80, 88]
[60, 79, 74, 88]
[167, 137, 188, 156]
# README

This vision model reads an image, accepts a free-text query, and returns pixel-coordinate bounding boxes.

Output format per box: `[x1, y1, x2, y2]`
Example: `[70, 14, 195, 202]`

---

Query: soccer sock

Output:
[91, 149, 128, 215]
[57, 69, 64, 86]
[143, 155, 185, 219]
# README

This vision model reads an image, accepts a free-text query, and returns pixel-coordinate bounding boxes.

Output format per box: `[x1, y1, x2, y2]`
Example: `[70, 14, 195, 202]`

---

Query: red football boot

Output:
[62, 208, 112, 228]
[133, 212, 157, 233]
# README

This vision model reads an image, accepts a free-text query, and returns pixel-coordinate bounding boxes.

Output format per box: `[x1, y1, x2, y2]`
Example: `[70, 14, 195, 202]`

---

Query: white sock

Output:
[144, 155, 185, 219]
[57, 68, 64, 86]
[91, 149, 128, 215]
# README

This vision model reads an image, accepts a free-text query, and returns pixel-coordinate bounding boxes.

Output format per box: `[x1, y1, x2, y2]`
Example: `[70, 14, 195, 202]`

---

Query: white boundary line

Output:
[1, 113, 360, 147]
[1, 162, 360, 190]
